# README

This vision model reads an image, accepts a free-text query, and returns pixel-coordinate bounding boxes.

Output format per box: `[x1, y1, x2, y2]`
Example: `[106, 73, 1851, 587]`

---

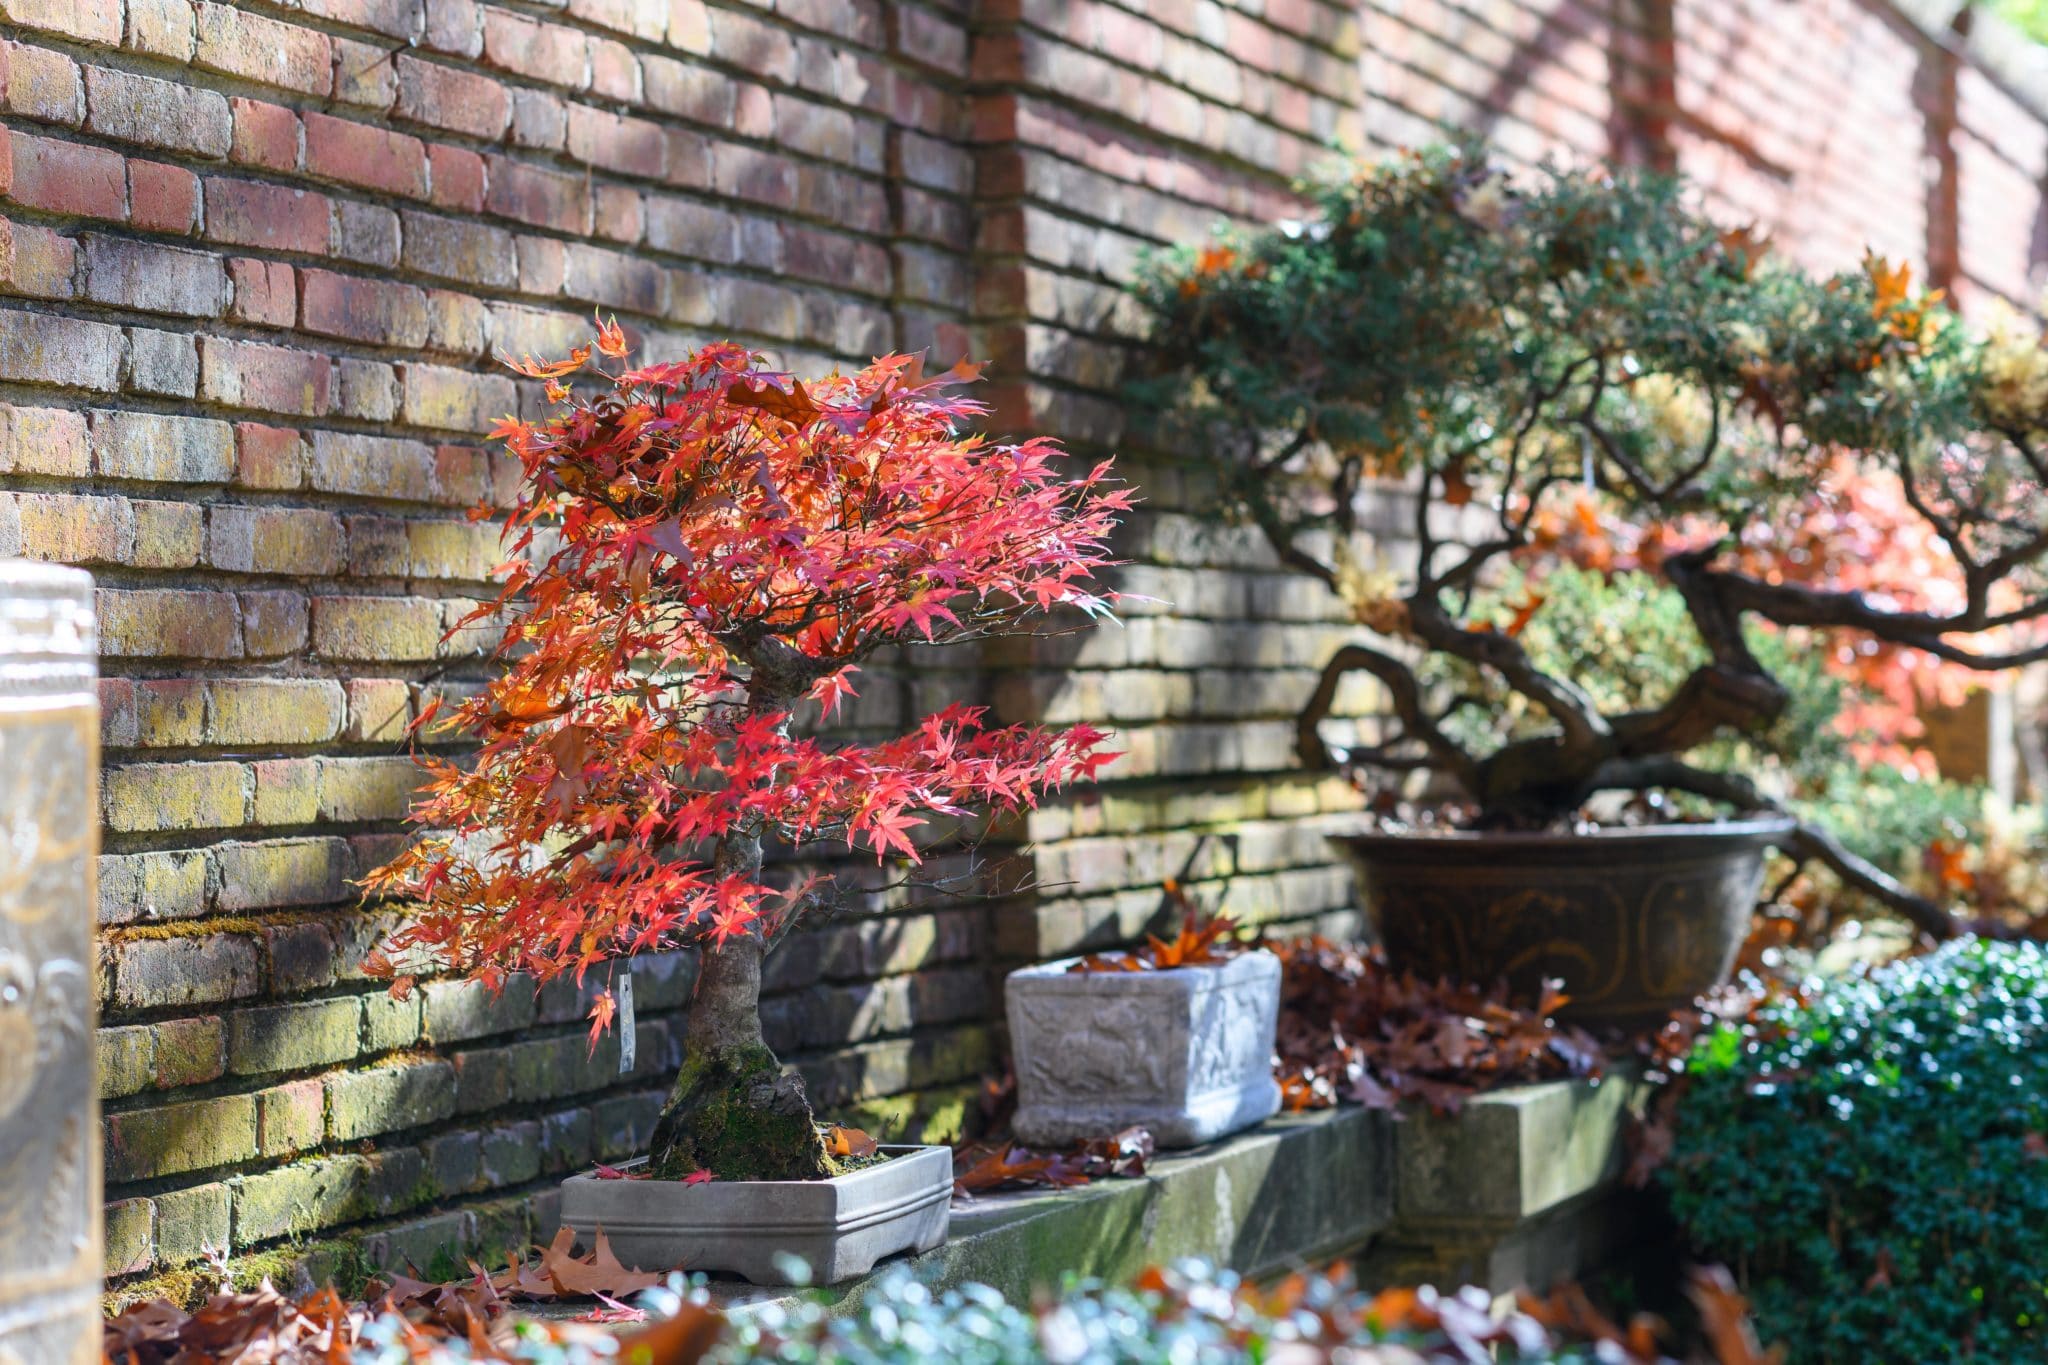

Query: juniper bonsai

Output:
[1136, 146, 2048, 938]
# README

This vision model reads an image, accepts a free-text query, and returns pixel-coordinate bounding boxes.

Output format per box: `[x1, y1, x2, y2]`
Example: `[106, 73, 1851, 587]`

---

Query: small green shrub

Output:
[355, 1260, 1753, 1363]
[1664, 938, 2048, 1361]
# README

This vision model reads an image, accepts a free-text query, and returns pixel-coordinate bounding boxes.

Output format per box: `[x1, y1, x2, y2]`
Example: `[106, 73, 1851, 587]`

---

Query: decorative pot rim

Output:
[1006, 946, 1281, 985]
[1328, 813, 1796, 854]
[564, 1143, 948, 1191]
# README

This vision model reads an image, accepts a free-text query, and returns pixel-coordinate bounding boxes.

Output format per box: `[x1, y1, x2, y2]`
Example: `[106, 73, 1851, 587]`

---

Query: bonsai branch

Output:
[1693, 563, 2048, 669]
[1588, 756, 1958, 942]
[1296, 643, 1482, 792]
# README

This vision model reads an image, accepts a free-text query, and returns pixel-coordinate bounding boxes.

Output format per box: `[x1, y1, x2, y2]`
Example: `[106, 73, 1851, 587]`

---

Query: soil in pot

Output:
[1330, 815, 1794, 1026]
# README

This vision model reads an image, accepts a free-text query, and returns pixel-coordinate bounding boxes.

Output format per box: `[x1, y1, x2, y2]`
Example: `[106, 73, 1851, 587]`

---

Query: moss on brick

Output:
[227, 998, 361, 1075]
[103, 1238, 376, 1315]
[106, 1094, 260, 1183]
[326, 1054, 456, 1141]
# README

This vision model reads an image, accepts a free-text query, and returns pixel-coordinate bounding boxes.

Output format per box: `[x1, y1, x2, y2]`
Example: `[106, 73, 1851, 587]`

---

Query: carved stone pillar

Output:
[0, 563, 99, 1365]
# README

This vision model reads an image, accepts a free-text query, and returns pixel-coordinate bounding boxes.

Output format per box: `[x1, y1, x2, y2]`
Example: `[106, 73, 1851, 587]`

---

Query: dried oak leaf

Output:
[491, 1227, 666, 1301]
[1688, 1265, 1783, 1365]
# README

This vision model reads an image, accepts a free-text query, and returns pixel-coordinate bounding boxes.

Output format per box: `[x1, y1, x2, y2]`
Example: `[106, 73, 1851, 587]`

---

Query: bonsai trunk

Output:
[645, 673, 835, 1183]
[644, 921, 833, 1182]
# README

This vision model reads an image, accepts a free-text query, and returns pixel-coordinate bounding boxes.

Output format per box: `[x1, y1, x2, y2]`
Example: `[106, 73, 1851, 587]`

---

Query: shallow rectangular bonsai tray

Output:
[557, 1144, 952, 1286]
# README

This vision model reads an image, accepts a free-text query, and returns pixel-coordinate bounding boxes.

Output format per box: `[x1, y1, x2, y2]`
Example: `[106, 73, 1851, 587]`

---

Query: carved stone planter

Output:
[558, 1144, 951, 1286]
[0, 563, 99, 1364]
[1006, 950, 1282, 1148]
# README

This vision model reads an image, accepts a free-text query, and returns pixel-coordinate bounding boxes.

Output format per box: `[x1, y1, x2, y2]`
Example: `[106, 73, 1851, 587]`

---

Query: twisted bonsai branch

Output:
[1295, 642, 1482, 794]
[1586, 756, 1958, 941]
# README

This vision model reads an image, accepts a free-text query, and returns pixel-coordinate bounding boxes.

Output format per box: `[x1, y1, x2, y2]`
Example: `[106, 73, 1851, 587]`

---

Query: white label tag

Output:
[616, 969, 636, 1074]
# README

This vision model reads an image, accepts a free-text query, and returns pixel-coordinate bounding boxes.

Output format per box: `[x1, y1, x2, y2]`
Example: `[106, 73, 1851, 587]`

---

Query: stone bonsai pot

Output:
[559, 1145, 951, 1284]
[1006, 949, 1282, 1147]
[1332, 817, 1793, 1024]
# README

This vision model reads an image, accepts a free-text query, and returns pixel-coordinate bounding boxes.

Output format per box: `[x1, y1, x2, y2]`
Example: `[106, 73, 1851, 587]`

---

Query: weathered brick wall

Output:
[3, 0, 2033, 1299]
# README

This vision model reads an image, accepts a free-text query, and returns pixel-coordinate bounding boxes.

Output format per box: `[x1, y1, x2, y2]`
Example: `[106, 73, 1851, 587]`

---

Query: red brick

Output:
[299, 268, 429, 348]
[238, 590, 308, 657]
[83, 236, 227, 318]
[731, 83, 774, 140]
[398, 210, 515, 288]
[482, 9, 588, 88]
[84, 66, 232, 158]
[484, 155, 588, 233]
[423, 0, 481, 56]
[433, 444, 509, 508]
[194, 2, 333, 96]
[570, 0, 667, 41]
[298, 0, 424, 41]
[0, 310, 121, 391]
[332, 37, 399, 110]
[200, 338, 332, 416]
[592, 183, 644, 245]
[127, 0, 195, 62]
[395, 54, 510, 139]
[421, 288, 486, 354]
[399, 362, 515, 433]
[562, 243, 667, 315]
[3, 0, 121, 45]
[4, 40, 82, 127]
[668, 0, 711, 55]
[514, 235, 563, 293]
[709, 8, 796, 84]
[8, 132, 124, 220]
[0, 219, 75, 299]
[643, 53, 730, 123]
[129, 162, 200, 236]
[427, 144, 485, 213]
[204, 178, 330, 254]
[228, 258, 296, 328]
[230, 98, 301, 172]
[0, 404, 90, 475]
[508, 88, 565, 150]
[587, 36, 639, 102]
[303, 112, 428, 198]
[566, 104, 669, 179]
[234, 423, 305, 490]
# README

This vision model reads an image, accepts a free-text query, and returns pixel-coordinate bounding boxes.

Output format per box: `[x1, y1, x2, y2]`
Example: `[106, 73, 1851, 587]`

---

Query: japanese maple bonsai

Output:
[1135, 146, 2048, 1009]
[366, 328, 1126, 1188]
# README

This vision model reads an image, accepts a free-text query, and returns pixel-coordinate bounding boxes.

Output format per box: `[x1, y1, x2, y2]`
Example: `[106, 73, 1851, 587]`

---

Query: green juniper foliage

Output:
[1132, 142, 2048, 934]
[1664, 939, 2048, 1362]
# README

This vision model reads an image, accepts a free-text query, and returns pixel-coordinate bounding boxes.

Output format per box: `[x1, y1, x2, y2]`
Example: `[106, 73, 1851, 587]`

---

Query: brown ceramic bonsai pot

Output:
[1329, 815, 1795, 1025]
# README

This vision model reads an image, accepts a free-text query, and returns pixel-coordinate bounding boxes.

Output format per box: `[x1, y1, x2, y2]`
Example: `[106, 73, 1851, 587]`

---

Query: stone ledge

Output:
[111, 1071, 1648, 1317]
[1363, 1067, 1652, 1294]
[697, 1069, 1645, 1319]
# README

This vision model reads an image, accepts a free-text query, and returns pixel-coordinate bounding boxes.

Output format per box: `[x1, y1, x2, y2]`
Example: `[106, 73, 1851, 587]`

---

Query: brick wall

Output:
[11, 0, 2036, 1298]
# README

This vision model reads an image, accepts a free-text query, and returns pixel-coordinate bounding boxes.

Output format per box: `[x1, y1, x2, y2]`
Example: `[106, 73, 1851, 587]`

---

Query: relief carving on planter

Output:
[1011, 990, 1176, 1103]
[0, 563, 100, 1365]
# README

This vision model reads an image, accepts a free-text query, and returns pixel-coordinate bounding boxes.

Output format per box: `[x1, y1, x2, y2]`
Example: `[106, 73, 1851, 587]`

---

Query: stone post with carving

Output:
[0, 563, 99, 1364]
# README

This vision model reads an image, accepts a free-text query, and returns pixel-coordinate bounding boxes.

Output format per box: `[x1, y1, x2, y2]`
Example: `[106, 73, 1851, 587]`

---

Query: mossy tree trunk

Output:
[645, 672, 835, 1183]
